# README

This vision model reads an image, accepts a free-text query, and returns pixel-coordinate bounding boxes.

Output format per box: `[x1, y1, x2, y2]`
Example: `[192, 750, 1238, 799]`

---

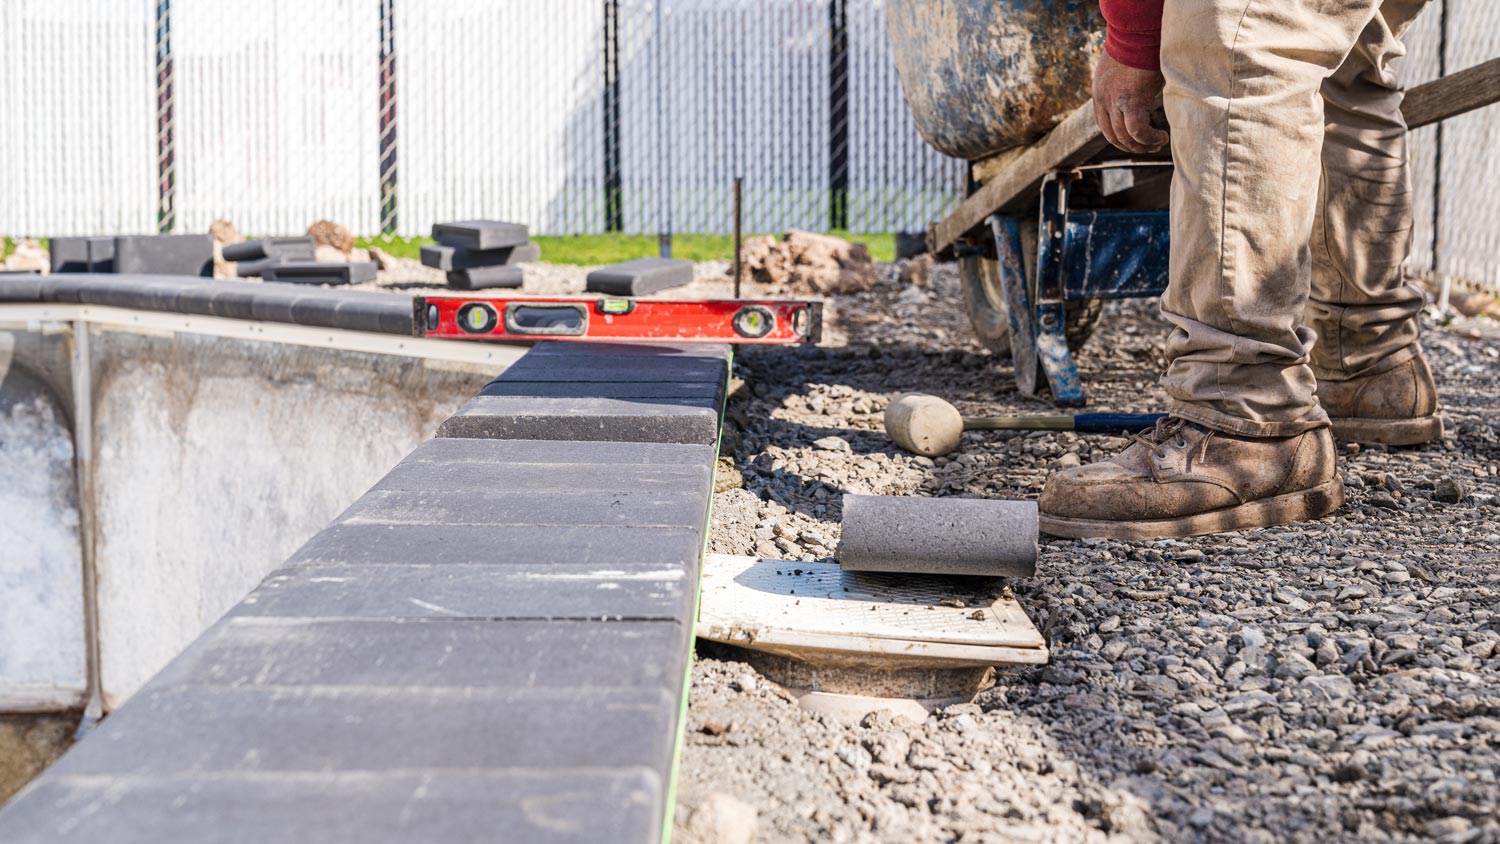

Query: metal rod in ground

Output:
[733, 176, 743, 298]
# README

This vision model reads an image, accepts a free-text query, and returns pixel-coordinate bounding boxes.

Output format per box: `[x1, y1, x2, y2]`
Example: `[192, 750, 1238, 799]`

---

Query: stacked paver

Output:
[421, 220, 539, 290]
[220, 236, 317, 277]
[584, 257, 694, 297]
[0, 276, 726, 843]
[50, 235, 213, 277]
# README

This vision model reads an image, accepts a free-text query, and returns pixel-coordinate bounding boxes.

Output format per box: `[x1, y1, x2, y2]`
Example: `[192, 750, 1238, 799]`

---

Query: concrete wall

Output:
[0, 335, 85, 710]
[0, 326, 494, 711]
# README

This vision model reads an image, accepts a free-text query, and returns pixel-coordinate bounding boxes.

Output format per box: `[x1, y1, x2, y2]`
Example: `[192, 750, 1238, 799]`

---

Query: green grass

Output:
[357, 231, 896, 265]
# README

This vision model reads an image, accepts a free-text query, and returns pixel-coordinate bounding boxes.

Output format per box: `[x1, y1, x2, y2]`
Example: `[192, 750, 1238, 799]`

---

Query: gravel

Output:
[682, 260, 1500, 843]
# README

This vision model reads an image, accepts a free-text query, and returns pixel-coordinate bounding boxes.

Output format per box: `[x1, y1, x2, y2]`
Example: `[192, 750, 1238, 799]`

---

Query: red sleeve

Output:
[1099, 0, 1164, 71]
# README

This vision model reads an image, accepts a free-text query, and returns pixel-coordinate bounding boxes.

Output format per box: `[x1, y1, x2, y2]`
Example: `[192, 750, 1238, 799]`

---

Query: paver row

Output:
[0, 331, 729, 843]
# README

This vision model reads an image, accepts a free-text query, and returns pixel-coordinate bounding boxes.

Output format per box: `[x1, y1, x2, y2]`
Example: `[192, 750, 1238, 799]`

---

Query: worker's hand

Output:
[1092, 52, 1168, 155]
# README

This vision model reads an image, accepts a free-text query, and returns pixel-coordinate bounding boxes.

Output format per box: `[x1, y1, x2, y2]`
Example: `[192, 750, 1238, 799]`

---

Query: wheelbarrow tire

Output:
[960, 248, 1103, 359]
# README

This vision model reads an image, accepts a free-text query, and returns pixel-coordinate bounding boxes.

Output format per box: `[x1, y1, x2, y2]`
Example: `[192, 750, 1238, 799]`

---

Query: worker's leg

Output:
[1308, 0, 1441, 445]
[1157, 0, 1387, 435]
[1041, 0, 1384, 539]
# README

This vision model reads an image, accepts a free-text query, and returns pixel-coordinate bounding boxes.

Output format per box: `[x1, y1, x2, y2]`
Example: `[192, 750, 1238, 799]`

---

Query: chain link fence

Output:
[0, 0, 1494, 286]
[1401, 0, 1500, 289]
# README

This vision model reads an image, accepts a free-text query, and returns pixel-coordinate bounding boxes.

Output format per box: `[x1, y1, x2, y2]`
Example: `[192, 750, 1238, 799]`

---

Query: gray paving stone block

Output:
[232, 255, 284, 277]
[526, 339, 733, 362]
[0, 769, 662, 844]
[0, 270, 41, 277]
[372, 452, 712, 496]
[446, 265, 523, 290]
[49, 684, 679, 776]
[477, 379, 724, 400]
[438, 394, 721, 445]
[419, 242, 540, 271]
[431, 219, 530, 251]
[155, 618, 688, 694]
[48, 236, 115, 273]
[285, 523, 704, 570]
[113, 235, 213, 276]
[585, 257, 694, 296]
[0, 276, 46, 301]
[235, 561, 693, 621]
[399, 436, 718, 468]
[262, 261, 378, 286]
[334, 486, 709, 530]
[495, 354, 728, 384]
[221, 236, 317, 262]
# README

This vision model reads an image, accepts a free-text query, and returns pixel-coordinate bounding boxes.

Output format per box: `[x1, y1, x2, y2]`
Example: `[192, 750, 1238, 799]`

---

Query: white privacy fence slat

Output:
[0, 0, 1496, 292]
[0, 0, 156, 237]
[398, 0, 605, 238]
[173, 0, 381, 236]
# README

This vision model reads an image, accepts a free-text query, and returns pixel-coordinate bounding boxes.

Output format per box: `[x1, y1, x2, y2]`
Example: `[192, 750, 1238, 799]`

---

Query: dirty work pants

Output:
[1159, 0, 1431, 437]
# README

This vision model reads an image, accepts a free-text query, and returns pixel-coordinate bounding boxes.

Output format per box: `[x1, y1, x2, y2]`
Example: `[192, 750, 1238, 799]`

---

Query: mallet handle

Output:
[962, 412, 1164, 434]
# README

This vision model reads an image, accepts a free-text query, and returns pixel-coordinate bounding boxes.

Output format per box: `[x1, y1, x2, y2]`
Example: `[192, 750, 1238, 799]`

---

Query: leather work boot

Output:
[1316, 353, 1442, 446]
[1039, 418, 1344, 540]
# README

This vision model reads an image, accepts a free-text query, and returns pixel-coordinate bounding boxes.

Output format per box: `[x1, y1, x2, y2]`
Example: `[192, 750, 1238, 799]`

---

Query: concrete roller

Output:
[836, 495, 1037, 578]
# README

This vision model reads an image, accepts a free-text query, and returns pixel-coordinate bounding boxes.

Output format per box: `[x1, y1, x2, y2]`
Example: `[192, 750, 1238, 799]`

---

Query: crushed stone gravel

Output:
[684, 260, 1500, 844]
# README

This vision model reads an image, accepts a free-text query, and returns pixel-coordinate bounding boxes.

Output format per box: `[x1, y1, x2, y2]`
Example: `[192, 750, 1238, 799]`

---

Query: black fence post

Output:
[828, 0, 849, 232]
[379, 0, 398, 236]
[603, 0, 624, 233]
[155, 0, 175, 234]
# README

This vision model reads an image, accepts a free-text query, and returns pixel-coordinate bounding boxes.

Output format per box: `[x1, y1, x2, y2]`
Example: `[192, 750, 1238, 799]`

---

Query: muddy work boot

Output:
[1039, 418, 1344, 540]
[1316, 353, 1442, 446]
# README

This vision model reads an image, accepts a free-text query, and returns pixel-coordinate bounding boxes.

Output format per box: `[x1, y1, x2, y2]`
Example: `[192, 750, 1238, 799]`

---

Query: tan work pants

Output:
[1159, 0, 1431, 437]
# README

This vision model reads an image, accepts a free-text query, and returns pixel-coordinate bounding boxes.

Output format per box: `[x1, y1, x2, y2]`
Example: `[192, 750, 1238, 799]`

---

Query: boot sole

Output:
[1329, 415, 1443, 447]
[1039, 478, 1346, 541]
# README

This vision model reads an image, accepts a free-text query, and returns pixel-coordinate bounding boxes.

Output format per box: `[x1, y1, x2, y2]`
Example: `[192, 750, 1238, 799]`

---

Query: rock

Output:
[3, 239, 48, 272]
[1300, 673, 1357, 704]
[313, 244, 348, 264]
[678, 792, 757, 844]
[209, 218, 243, 244]
[739, 230, 877, 294]
[369, 246, 396, 270]
[1434, 477, 1468, 504]
[1368, 492, 1401, 511]
[1224, 691, 1276, 714]
[1237, 626, 1267, 650]
[836, 743, 873, 772]
[1411, 721, 1466, 740]
[211, 241, 238, 280]
[812, 435, 851, 453]
[1058, 452, 1082, 468]
[714, 457, 745, 492]
[901, 254, 934, 288]
[306, 219, 354, 253]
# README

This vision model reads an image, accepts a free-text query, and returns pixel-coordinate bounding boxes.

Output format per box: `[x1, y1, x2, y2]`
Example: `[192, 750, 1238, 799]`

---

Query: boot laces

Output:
[1129, 417, 1197, 460]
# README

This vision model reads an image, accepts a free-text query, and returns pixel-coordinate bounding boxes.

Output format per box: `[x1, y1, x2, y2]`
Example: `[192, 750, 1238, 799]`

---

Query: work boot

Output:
[1039, 418, 1343, 540]
[1316, 352, 1442, 446]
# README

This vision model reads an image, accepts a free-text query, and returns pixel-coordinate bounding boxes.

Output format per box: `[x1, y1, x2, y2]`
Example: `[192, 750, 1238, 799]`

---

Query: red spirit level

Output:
[413, 295, 821, 345]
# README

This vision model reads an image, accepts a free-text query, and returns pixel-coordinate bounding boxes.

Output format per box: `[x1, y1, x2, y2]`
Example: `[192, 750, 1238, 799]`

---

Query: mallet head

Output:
[884, 392, 964, 457]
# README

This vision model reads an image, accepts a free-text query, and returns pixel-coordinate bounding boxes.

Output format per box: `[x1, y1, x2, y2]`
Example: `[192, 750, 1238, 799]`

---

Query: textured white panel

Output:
[397, 0, 605, 238]
[1433, 0, 1500, 288]
[1396, 0, 1443, 278]
[174, 0, 381, 236]
[847, 0, 962, 234]
[0, 0, 156, 237]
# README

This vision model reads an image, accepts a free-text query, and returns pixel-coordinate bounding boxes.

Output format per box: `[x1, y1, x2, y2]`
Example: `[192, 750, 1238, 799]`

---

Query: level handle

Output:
[1073, 413, 1165, 434]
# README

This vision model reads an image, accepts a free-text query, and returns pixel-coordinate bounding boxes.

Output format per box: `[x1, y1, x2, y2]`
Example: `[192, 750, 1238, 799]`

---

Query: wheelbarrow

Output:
[887, 0, 1500, 406]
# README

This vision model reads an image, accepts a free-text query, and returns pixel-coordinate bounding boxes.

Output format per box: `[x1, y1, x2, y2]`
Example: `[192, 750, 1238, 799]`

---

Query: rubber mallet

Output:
[836, 494, 1037, 577]
[883, 392, 1165, 457]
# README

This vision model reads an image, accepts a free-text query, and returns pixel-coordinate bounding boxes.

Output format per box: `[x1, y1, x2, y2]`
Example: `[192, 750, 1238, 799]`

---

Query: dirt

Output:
[0, 713, 75, 806]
